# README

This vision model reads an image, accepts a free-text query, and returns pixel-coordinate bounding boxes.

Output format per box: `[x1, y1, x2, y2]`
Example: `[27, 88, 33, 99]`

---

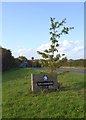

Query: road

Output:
[33, 67, 86, 74]
[56, 68, 86, 74]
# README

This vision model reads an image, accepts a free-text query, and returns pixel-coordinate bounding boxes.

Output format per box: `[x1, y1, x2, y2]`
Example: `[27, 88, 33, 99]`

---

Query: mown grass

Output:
[2, 68, 85, 118]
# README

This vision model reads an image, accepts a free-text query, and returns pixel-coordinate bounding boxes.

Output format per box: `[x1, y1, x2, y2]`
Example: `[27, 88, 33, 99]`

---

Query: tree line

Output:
[63, 59, 86, 68]
[1, 47, 41, 72]
[1, 47, 86, 72]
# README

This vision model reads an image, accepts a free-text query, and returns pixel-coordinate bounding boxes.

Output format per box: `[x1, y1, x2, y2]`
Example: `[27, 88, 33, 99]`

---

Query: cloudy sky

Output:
[2, 2, 84, 59]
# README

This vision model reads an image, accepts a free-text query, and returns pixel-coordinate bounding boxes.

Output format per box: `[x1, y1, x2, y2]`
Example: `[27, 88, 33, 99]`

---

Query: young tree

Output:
[37, 17, 74, 73]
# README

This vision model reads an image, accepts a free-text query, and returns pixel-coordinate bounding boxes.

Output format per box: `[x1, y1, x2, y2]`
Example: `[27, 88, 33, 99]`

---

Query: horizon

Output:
[2, 2, 84, 60]
[1, 46, 85, 60]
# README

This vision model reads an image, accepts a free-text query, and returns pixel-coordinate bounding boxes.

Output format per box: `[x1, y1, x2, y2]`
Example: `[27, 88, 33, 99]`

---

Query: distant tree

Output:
[62, 59, 85, 67]
[37, 17, 74, 73]
[31, 57, 34, 67]
[32, 59, 41, 67]
[28, 60, 32, 67]
[1, 47, 16, 71]
[17, 56, 28, 62]
[31, 57, 34, 60]
[14, 58, 21, 67]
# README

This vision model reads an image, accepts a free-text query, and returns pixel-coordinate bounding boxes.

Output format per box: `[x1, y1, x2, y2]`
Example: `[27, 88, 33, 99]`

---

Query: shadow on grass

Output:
[60, 82, 84, 91]
[2, 68, 38, 82]
[58, 71, 84, 92]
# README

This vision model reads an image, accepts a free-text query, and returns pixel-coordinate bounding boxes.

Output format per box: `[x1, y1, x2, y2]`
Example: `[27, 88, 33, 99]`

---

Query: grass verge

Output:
[2, 68, 85, 118]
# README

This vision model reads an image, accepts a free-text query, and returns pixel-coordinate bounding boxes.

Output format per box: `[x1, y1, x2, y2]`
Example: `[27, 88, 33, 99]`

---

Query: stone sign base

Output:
[31, 73, 59, 93]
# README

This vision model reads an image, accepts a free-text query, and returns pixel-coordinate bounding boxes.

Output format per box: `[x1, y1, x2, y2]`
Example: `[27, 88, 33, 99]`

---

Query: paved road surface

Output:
[33, 67, 86, 74]
[56, 68, 86, 74]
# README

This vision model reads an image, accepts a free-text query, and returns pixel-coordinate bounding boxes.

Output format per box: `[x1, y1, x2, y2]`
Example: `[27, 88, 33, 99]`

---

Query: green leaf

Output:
[56, 54, 61, 58]
[37, 51, 43, 55]
[44, 49, 49, 53]
[56, 34, 60, 38]
[56, 43, 59, 47]
[50, 32, 52, 34]
[42, 53, 48, 58]
[50, 37, 53, 40]
[50, 17, 53, 22]
[49, 28, 52, 30]
[52, 40, 58, 44]
[50, 45, 54, 49]
[62, 54, 65, 56]
[70, 27, 74, 30]
[54, 48, 58, 52]
[49, 49, 52, 52]
[52, 23, 56, 29]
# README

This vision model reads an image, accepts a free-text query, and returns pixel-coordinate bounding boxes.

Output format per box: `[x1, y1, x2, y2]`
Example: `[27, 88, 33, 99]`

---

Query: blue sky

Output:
[2, 2, 84, 59]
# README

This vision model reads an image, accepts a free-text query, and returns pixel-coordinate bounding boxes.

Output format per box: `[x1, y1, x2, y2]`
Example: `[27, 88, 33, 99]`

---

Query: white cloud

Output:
[72, 46, 84, 52]
[36, 40, 84, 59]
[58, 40, 78, 52]
[62, 40, 71, 47]
[12, 48, 32, 59]
[36, 42, 51, 52]
[12, 40, 84, 60]
[13, 48, 42, 59]
[17, 48, 31, 55]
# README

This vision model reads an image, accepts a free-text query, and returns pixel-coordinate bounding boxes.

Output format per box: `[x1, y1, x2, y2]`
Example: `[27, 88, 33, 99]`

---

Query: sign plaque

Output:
[31, 74, 59, 93]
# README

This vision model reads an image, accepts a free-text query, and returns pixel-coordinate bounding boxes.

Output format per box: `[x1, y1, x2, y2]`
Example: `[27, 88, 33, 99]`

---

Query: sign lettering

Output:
[37, 81, 54, 86]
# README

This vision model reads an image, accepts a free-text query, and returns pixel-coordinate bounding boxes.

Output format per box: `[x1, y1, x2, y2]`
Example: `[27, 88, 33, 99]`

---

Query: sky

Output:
[1, 2, 84, 60]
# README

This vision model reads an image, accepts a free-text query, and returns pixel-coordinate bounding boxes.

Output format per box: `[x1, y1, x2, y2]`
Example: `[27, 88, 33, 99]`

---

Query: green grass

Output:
[2, 68, 85, 118]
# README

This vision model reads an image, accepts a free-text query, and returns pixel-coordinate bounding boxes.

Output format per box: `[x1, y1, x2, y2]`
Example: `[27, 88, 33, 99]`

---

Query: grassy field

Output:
[2, 68, 85, 118]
